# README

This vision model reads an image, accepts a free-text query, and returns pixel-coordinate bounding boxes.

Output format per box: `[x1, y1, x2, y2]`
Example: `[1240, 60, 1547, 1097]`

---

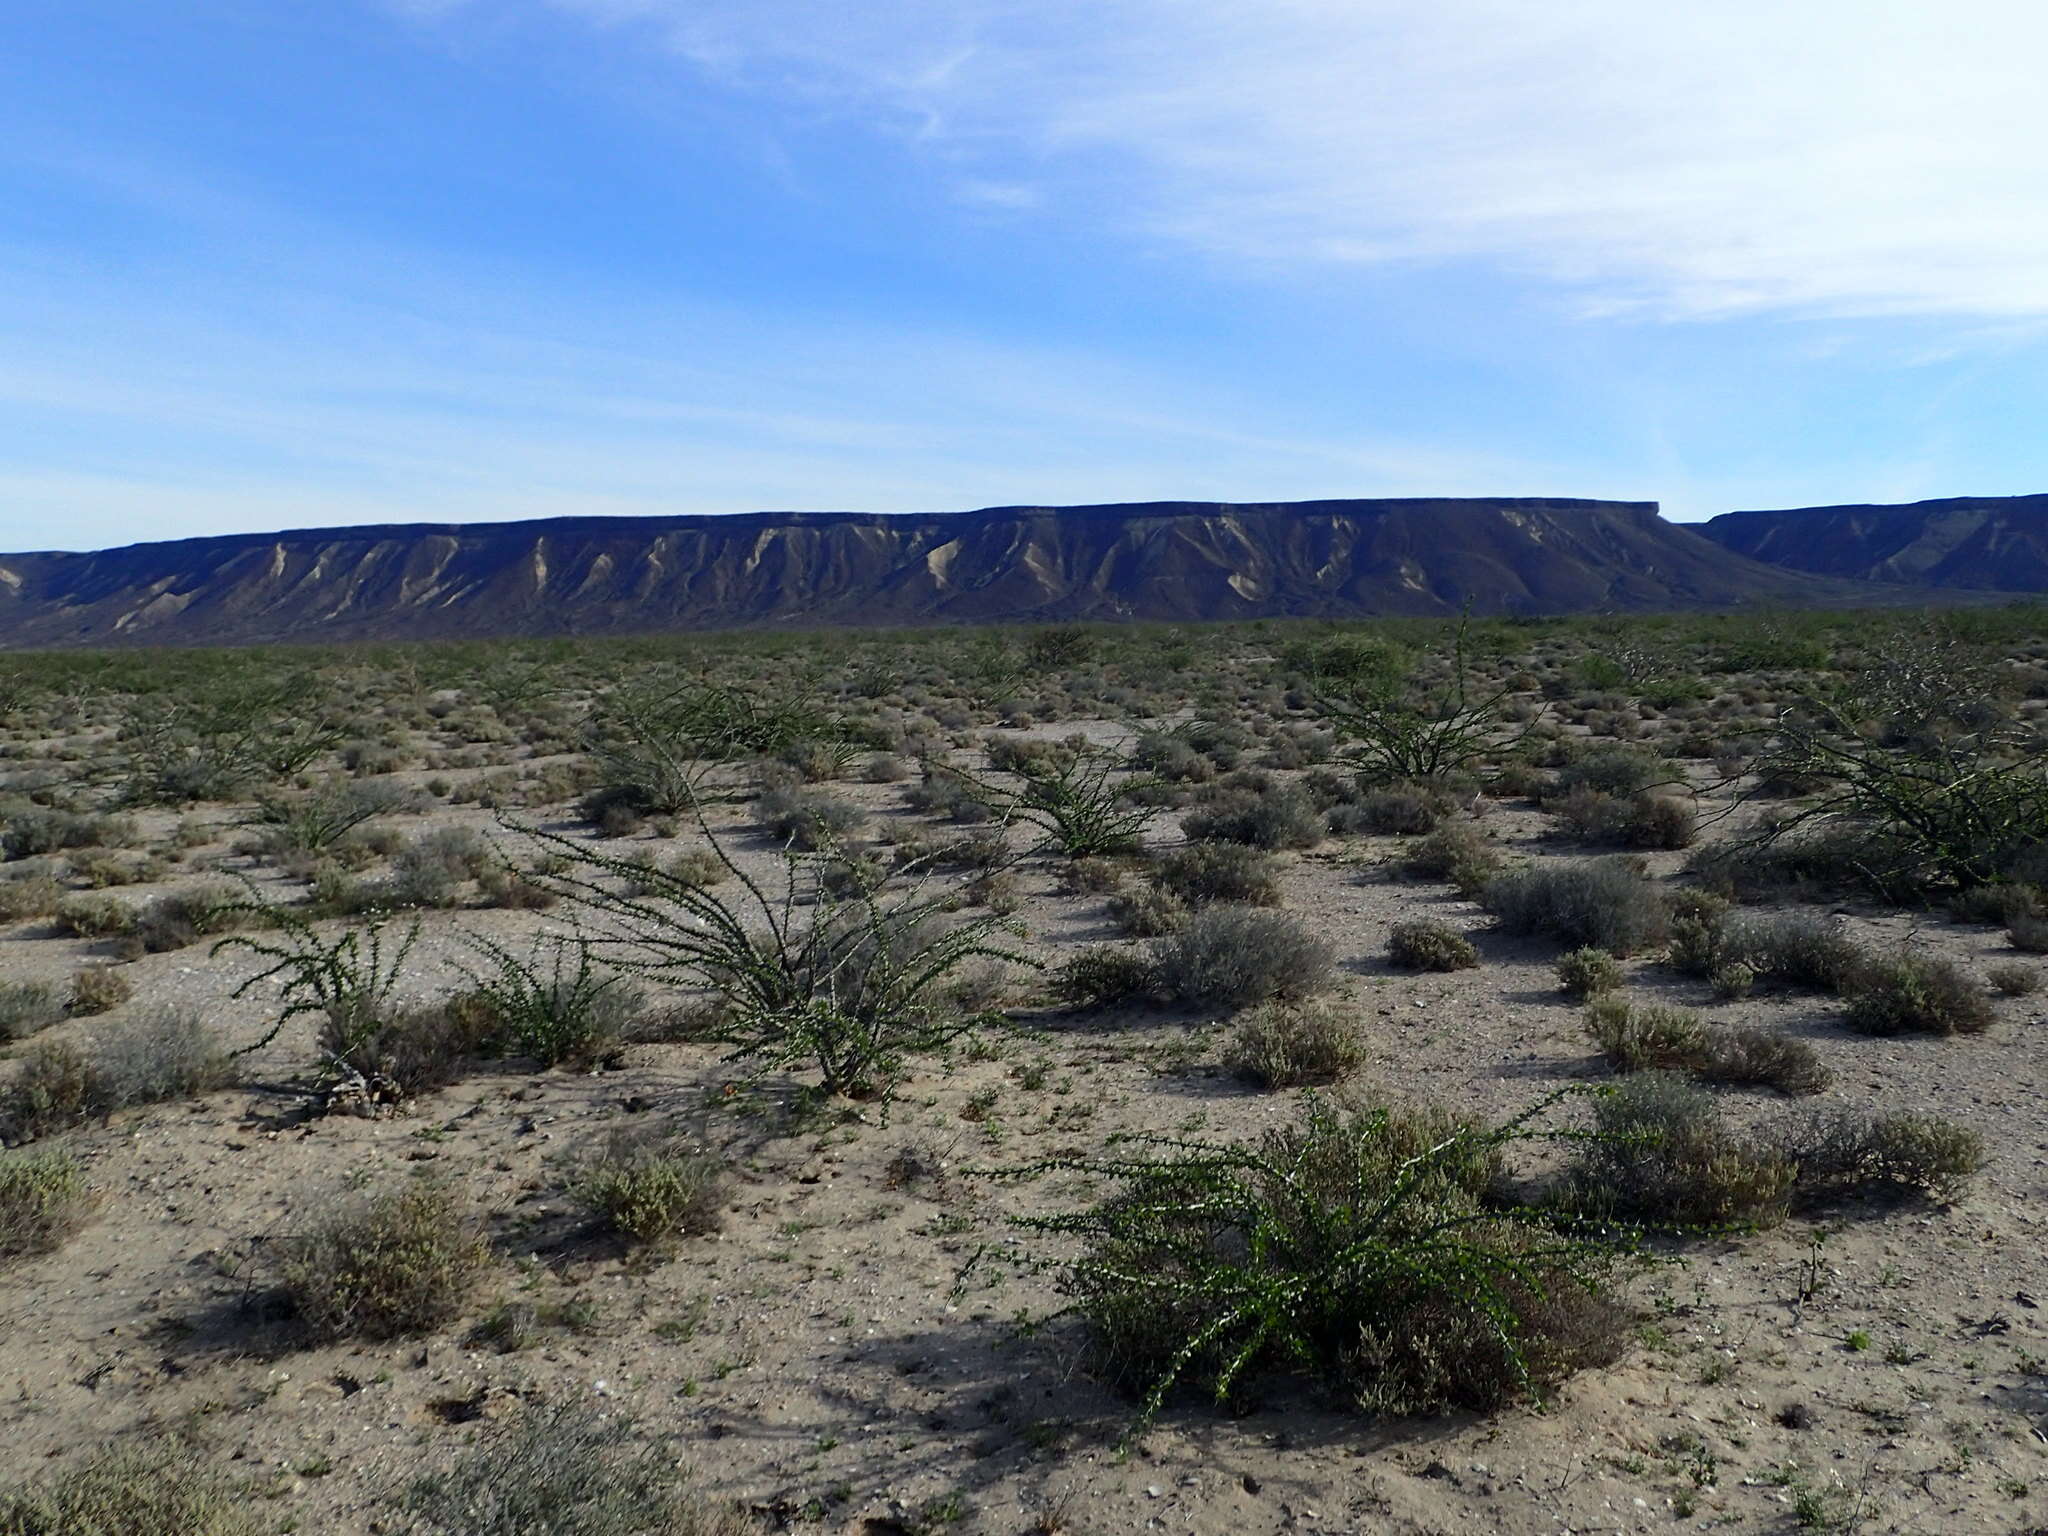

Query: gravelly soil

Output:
[3, 740, 2046, 1536]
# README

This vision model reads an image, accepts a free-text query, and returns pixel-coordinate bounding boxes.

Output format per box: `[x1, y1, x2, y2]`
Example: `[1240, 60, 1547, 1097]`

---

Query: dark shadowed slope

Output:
[0, 498, 1893, 647]
[1702, 495, 2048, 591]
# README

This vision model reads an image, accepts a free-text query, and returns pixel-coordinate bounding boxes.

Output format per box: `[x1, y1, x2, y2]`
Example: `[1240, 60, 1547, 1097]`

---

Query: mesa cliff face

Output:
[0, 497, 1882, 648]
[1701, 495, 2048, 591]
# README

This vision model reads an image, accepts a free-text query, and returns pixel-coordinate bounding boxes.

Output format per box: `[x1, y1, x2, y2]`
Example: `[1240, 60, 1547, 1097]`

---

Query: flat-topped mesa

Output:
[0, 496, 1892, 648]
[1701, 494, 2048, 591]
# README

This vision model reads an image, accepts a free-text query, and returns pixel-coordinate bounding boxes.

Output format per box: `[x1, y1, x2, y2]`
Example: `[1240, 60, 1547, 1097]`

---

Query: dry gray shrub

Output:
[403, 1400, 751, 1536]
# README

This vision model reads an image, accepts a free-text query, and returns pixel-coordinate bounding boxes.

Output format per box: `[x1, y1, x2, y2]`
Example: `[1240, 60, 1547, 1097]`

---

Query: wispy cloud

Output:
[501, 0, 2048, 319]
[0, 249, 1571, 549]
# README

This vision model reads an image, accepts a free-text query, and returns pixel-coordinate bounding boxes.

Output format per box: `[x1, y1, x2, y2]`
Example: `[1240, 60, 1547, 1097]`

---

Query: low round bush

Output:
[1401, 822, 1504, 895]
[1153, 842, 1280, 907]
[278, 1180, 491, 1339]
[1225, 1001, 1364, 1088]
[67, 965, 132, 1017]
[1986, 961, 2039, 996]
[1842, 953, 1994, 1037]
[1482, 858, 1670, 956]
[1150, 906, 1333, 1010]
[1354, 785, 1446, 836]
[0, 1147, 94, 1262]
[403, 1401, 750, 1536]
[752, 786, 866, 850]
[1107, 885, 1188, 938]
[1053, 946, 1161, 1009]
[1386, 919, 1479, 972]
[1556, 947, 1624, 999]
[1571, 1073, 1795, 1227]
[1555, 745, 1671, 798]
[1785, 1110, 1985, 1204]
[1179, 784, 1323, 851]
[574, 1132, 725, 1249]
[0, 1440, 258, 1536]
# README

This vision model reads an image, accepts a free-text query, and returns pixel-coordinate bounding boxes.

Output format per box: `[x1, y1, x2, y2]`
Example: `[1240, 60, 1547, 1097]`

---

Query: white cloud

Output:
[519, 0, 2048, 319]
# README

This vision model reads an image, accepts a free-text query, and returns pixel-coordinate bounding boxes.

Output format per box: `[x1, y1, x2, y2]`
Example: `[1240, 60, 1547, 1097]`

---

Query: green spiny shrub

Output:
[1022, 1095, 1634, 1424]
[461, 936, 641, 1067]
[522, 823, 1029, 1098]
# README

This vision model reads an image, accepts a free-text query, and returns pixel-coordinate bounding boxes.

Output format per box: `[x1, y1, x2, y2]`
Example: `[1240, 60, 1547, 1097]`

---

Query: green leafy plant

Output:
[1734, 631, 2048, 896]
[1009, 1092, 1636, 1429]
[522, 813, 1031, 1098]
[1314, 615, 1539, 786]
[460, 933, 640, 1065]
[214, 907, 429, 1088]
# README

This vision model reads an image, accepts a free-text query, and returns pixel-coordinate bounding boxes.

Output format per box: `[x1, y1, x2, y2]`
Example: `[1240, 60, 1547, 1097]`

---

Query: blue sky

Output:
[2, 0, 2043, 551]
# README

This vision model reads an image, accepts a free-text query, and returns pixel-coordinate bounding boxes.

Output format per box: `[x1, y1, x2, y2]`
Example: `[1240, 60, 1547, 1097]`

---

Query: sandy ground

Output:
[3, 741, 2047, 1536]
